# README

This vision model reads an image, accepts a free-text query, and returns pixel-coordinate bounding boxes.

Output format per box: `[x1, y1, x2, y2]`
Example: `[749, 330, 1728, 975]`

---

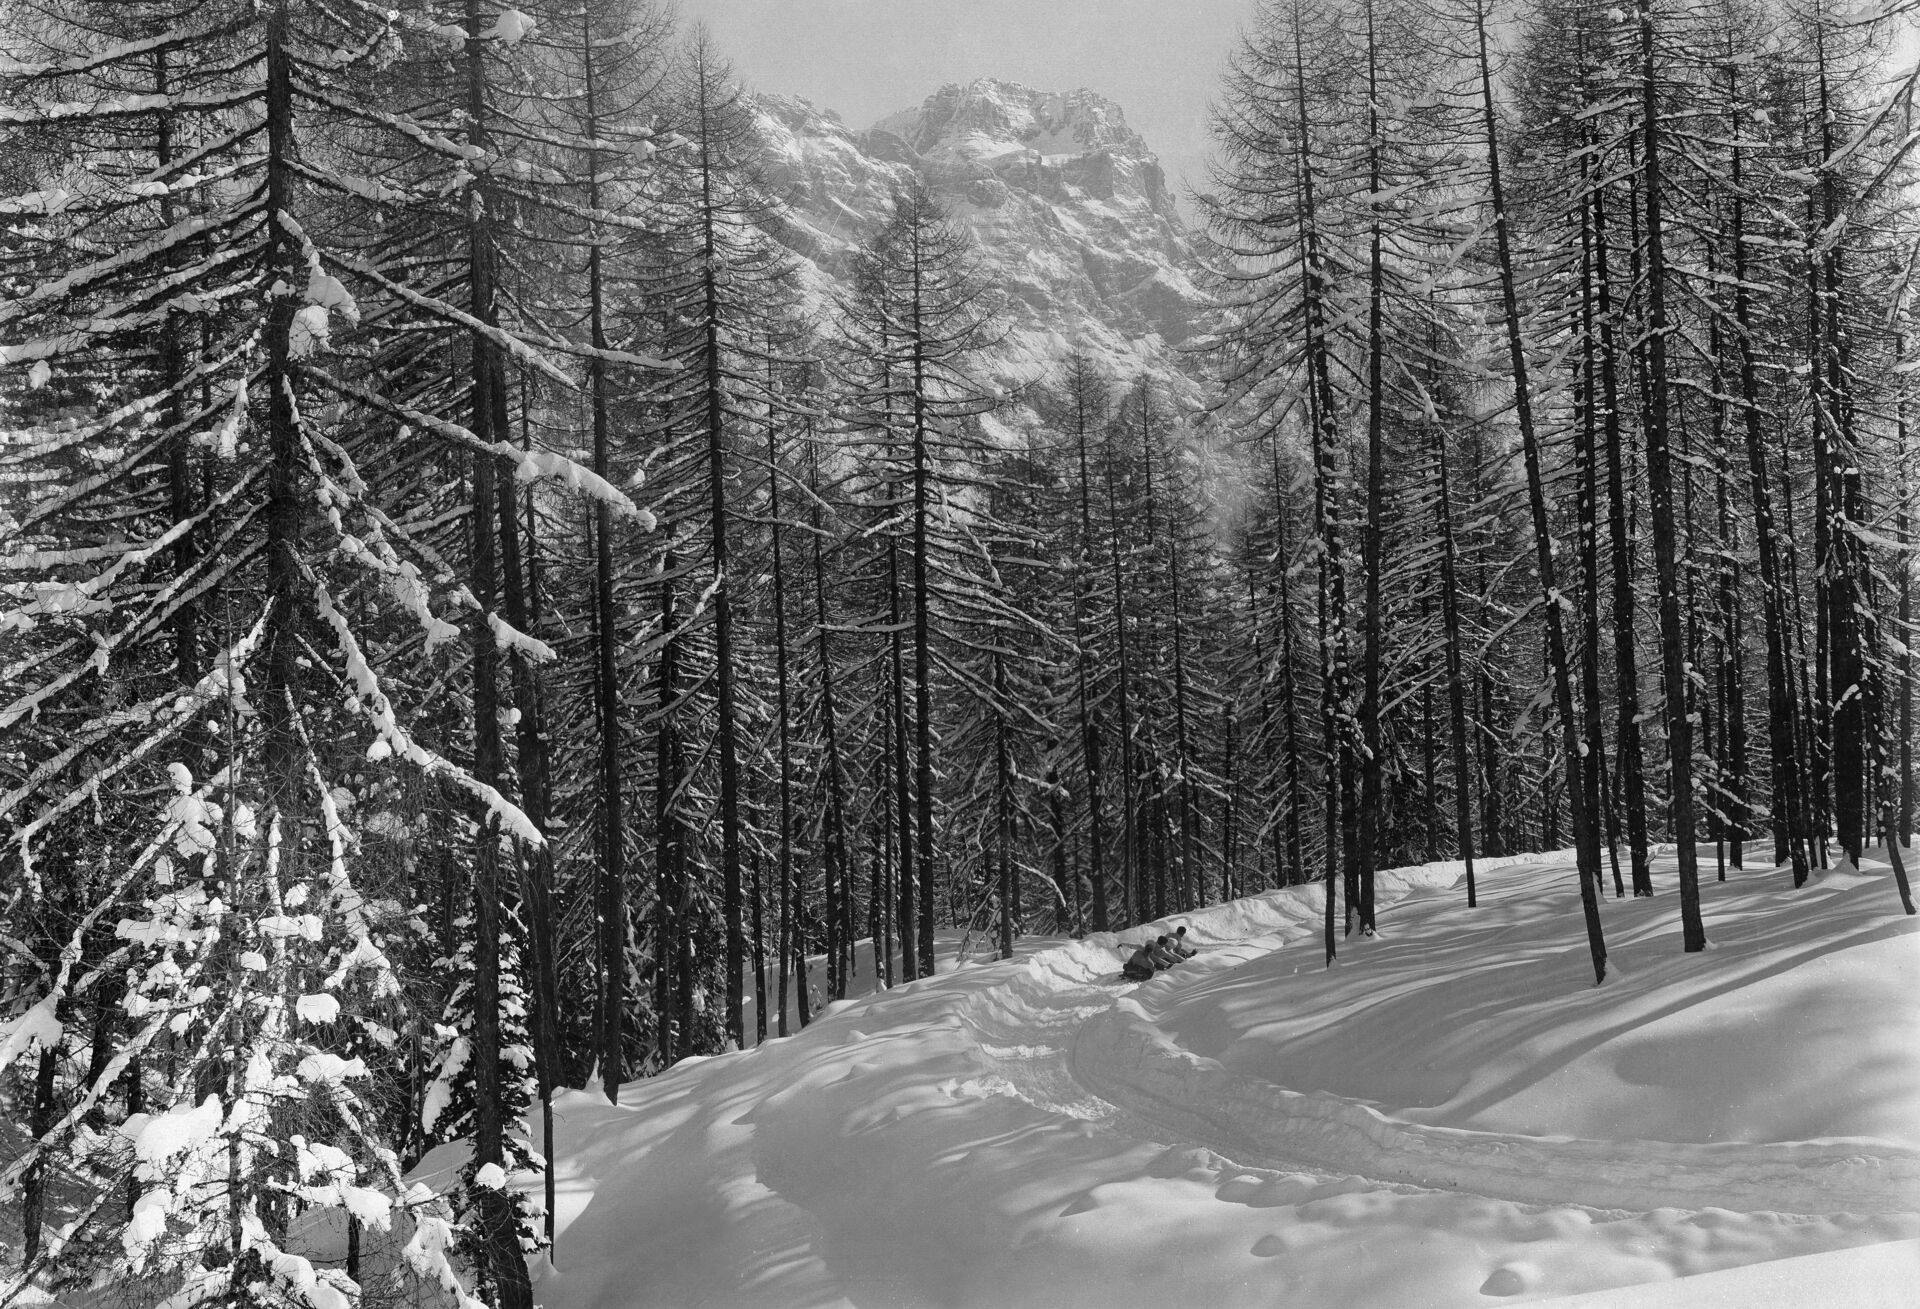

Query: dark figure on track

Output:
[1121, 934, 1190, 982]
[1121, 940, 1159, 981]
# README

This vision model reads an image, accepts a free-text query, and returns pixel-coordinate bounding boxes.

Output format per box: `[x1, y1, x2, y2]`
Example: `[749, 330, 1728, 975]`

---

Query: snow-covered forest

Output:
[0, 0, 1915, 1304]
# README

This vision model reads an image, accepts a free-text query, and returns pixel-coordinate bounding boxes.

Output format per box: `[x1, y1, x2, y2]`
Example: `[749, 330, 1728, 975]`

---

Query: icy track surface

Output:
[528, 850, 1920, 1308]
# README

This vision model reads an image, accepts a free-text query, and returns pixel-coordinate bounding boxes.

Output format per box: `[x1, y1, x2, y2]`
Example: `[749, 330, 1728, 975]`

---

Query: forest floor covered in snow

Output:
[523, 847, 1919, 1307]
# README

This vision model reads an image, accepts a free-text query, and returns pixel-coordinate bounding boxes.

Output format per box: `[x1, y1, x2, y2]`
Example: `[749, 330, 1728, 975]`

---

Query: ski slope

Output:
[526, 848, 1920, 1307]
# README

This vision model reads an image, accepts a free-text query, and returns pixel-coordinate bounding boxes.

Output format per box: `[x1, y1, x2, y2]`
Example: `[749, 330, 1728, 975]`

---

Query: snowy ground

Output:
[525, 847, 1920, 1307]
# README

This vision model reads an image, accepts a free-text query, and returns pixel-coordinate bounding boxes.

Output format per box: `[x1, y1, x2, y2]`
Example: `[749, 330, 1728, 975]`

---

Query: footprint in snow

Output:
[1479, 1262, 1538, 1297]
[1216, 1172, 1319, 1208]
[1059, 1190, 1102, 1217]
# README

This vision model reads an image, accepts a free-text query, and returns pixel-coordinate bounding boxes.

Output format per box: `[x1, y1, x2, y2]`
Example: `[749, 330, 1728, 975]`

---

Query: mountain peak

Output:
[747, 78, 1208, 419]
[867, 79, 1172, 221]
[871, 79, 1147, 164]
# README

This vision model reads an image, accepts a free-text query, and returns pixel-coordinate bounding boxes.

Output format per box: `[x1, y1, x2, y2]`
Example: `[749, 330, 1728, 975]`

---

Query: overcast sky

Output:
[675, 0, 1252, 198]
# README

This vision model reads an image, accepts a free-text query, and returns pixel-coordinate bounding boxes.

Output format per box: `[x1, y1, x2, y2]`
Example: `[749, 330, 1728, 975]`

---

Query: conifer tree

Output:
[838, 179, 1005, 975]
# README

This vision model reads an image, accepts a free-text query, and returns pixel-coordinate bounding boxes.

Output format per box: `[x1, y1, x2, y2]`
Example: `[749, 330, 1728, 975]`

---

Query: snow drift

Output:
[522, 847, 1918, 1307]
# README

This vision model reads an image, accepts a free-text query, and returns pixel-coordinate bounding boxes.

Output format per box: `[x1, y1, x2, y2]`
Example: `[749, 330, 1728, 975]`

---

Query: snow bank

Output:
[1532, 1236, 1920, 1308]
[518, 847, 1918, 1308]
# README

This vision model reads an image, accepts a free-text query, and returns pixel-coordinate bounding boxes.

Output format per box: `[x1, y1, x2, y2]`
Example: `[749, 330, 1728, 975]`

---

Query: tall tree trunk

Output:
[1635, 0, 1706, 949]
[1575, 162, 1618, 897]
[1478, 668, 1505, 859]
[1778, 436, 1825, 869]
[1353, 0, 1388, 936]
[808, 444, 853, 997]
[691, 64, 748, 1044]
[655, 543, 689, 1064]
[873, 819, 892, 989]
[1138, 387, 1200, 911]
[1421, 633, 1438, 864]
[1901, 371, 1914, 848]
[1478, 0, 1607, 980]
[582, 8, 627, 1103]
[1290, 16, 1349, 963]
[19, 1018, 63, 1263]
[1587, 106, 1655, 896]
[1102, 429, 1140, 925]
[995, 653, 1016, 958]
[262, 0, 304, 866]
[461, 8, 535, 1299]
[767, 366, 801, 1032]
[1048, 763, 1078, 932]
[1269, 458, 1307, 888]
[1430, 408, 1477, 904]
[156, 48, 200, 692]
[505, 372, 561, 1245]
[1811, 27, 1868, 866]
[888, 533, 915, 980]
[752, 851, 766, 1043]
[1070, 374, 1111, 930]
[1715, 421, 1746, 876]
[1721, 61, 1809, 882]
[909, 278, 937, 976]
[1221, 708, 1239, 900]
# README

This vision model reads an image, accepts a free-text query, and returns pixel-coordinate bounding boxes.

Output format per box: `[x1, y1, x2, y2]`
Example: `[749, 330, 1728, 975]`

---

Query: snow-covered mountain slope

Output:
[753, 78, 1212, 418]
[522, 849, 1920, 1308]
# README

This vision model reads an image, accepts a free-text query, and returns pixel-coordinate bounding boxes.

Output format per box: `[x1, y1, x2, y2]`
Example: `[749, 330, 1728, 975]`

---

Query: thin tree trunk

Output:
[908, 249, 938, 976]
[20, 1027, 61, 1263]
[1138, 386, 1200, 911]
[690, 64, 748, 1044]
[156, 48, 200, 692]
[767, 363, 799, 1034]
[1720, 60, 1809, 881]
[1811, 28, 1867, 865]
[996, 653, 1016, 959]
[888, 533, 914, 981]
[1588, 113, 1655, 897]
[808, 443, 852, 997]
[1269, 466, 1307, 888]
[1575, 163, 1618, 896]
[1431, 405, 1477, 904]
[1353, 0, 1388, 937]
[1716, 424, 1746, 875]
[1900, 350, 1914, 847]
[581, 7, 627, 1103]
[1102, 428, 1139, 925]
[655, 543, 689, 1064]
[752, 851, 767, 1043]
[506, 373, 561, 1247]
[1221, 708, 1239, 901]
[1070, 372, 1111, 930]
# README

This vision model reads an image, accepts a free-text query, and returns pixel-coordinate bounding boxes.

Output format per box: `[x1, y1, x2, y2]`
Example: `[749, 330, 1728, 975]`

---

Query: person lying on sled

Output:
[1122, 934, 1190, 981]
[1121, 940, 1160, 981]
[1169, 925, 1197, 958]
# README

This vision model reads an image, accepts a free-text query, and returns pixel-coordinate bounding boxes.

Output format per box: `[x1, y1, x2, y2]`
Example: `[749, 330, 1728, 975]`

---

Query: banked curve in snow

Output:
[943, 847, 1920, 1217]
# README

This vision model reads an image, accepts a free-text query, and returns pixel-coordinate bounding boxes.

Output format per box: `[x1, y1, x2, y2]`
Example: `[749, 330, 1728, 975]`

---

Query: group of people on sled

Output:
[1121, 925, 1196, 981]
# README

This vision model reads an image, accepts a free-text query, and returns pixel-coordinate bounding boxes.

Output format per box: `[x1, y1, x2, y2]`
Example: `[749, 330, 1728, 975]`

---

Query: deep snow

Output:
[525, 847, 1919, 1307]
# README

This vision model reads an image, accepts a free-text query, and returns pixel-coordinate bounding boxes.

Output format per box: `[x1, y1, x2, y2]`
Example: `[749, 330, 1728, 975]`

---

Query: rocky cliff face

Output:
[751, 78, 1211, 424]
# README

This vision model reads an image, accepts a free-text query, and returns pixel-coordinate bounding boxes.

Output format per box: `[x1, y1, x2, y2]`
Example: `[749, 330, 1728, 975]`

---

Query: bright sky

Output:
[675, 0, 1254, 198]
